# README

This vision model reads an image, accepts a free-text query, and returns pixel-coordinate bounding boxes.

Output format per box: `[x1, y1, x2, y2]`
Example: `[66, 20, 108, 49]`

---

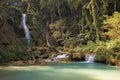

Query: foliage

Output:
[95, 47, 112, 63]
[1, 0, 119, 46]
[1, 0, 120, 64]
[102, 12, 120, 40]
[49, 19, 66, 41]
[75, 41, 106, 53]
[0, 44, 30, 63]
[74, 40, 120, 63]
[28, 14, 44, 35]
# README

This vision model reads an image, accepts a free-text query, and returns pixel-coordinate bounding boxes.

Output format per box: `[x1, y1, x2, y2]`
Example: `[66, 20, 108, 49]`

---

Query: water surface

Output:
[0, 62, 120, 80]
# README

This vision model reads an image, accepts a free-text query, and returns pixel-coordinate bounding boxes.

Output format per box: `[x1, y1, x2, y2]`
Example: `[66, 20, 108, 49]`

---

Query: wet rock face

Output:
[0, 14, 18, 45]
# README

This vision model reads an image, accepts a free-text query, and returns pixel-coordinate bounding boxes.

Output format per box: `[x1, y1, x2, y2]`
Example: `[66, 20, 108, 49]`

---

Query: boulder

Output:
[12, 61, 24, 65]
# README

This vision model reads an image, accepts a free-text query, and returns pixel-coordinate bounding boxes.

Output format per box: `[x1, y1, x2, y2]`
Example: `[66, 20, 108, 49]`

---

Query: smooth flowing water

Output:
[0, 62, 120, 80]
[21, 14, 31, 45]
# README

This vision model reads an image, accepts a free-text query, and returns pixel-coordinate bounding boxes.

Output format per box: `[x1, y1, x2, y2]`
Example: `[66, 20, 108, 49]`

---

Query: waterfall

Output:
[53, 54, 69, 62]
[21, 14, 31, 46]
[56, 54, 69, 59]
[85, 54, 95, 63]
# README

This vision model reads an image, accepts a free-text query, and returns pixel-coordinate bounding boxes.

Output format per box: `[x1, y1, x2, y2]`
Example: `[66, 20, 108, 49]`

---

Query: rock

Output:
[0, 24, 18, 45]
[72, 52, 81, 58]
[27, 60, 35, 65]
[35, 58, 43, 64]
[108, 58, 118, 66]
[111, 58, 117, 64]
[117, 61, 120, 67]
[0, 11, 19, 45]
[12, 61, 25, 65]
[58, 58, 69, 63]
[26, 48, 32, 52]
[70, 52, 82, 61]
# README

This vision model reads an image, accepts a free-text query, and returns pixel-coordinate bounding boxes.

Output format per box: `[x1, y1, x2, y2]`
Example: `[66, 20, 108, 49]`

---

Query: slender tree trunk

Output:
[27, 1, 30, 12]
[56, 0, 62, 20]
[45, 21, 51, 47]
[46, 32, 51, 47]
[113, 0, 117, 11]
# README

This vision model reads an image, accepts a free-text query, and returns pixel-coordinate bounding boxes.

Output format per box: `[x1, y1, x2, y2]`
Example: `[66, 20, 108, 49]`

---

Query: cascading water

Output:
[21, 14, 31, 46]
[85, 54, 95, 63]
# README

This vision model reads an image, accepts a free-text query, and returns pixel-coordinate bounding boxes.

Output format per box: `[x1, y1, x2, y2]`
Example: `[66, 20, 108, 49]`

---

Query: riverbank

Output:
[0, 46, 120, 67]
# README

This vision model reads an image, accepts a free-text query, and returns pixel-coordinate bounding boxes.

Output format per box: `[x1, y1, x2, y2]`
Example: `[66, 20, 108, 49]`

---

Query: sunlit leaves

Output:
[49, 19, 66, 40]
[103, 12, 120, 39]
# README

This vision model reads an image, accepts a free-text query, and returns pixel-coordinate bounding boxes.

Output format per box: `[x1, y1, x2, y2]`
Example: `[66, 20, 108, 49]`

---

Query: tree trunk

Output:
[45, 21, 51, 47]
[113, 0, 117, 11]
[56, 0, 62, 20]
[46, 32, 51, 47]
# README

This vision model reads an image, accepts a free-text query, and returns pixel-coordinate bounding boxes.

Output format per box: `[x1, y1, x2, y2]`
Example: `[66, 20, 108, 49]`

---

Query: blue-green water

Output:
[0, 62, 120, 80]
